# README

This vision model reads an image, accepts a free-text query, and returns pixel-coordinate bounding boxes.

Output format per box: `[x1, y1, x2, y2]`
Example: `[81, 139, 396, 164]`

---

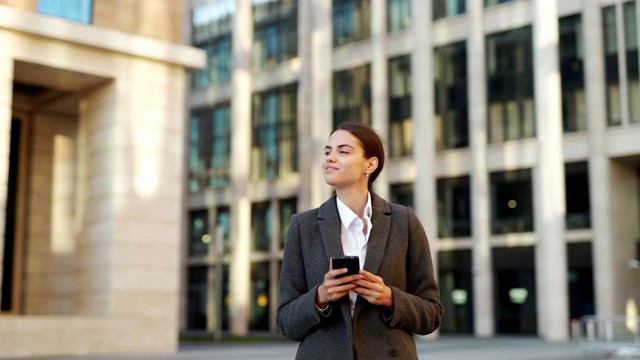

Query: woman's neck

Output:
[336, 187, 369, 218]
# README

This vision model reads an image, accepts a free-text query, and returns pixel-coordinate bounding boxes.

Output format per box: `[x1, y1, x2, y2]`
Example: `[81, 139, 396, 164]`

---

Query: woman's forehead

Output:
[327, 130, 361, 147]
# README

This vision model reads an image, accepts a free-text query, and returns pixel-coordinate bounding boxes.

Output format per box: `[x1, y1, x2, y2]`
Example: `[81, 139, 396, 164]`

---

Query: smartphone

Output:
[332, 256, 360, 278]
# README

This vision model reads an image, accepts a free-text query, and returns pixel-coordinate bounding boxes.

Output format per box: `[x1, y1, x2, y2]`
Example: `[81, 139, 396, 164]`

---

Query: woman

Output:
[277, 122, 443, 359]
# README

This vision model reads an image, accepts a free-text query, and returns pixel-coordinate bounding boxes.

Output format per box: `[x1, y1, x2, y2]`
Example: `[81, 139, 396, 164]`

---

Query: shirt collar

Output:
[336, 192, 372, 228]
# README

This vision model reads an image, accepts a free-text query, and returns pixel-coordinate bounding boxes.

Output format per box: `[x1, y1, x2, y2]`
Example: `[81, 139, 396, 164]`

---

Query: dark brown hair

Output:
[332, 122, 385, 190]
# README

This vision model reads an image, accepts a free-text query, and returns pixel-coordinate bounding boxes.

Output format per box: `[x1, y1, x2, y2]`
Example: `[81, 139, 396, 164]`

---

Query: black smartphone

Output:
[332, 256, 360, 278]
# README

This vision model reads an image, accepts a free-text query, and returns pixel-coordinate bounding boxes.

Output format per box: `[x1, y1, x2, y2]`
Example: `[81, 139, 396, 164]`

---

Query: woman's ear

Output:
[366, 157, 378, 173]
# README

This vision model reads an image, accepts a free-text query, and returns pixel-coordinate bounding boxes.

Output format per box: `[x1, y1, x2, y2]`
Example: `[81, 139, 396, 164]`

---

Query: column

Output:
[467, 0, 494, 338]
[371, 0, 390, 199]
[532, 0, 569, 341]
[411, 1, 436, 234]
[309, 0, 333, 208]
[583, 0, 616, 316]
[229, 0, 253, 336]
[297, 0, 313, 210]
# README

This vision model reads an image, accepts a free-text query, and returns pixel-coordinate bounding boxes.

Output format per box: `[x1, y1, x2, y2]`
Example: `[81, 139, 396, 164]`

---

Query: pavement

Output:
[26, 336, 591, 360]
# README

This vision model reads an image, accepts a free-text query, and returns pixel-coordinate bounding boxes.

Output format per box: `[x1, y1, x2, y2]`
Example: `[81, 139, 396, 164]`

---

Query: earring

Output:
[365, 173, 370, 177]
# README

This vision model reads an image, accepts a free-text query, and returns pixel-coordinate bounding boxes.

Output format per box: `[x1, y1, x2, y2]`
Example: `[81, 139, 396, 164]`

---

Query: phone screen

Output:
[332, 256, 360, 278]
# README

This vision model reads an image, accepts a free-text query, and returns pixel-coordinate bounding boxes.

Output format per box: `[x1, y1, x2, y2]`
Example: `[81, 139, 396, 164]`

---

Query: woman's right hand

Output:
[315, 260, 360, 308]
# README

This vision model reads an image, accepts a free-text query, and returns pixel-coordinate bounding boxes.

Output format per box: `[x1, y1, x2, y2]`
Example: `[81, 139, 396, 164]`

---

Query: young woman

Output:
[277, 122, 443, 359]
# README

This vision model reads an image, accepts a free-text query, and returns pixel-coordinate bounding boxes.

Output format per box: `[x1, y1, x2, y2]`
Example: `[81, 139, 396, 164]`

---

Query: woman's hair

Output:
[332, 122, 385, 189]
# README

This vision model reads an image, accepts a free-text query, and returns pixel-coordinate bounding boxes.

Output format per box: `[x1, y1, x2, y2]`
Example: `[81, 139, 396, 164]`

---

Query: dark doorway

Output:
[2, 118, 21, 311]
[493, 246, 537, 334]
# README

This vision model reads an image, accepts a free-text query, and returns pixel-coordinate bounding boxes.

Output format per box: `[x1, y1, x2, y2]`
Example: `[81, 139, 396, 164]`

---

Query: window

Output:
[559, 15, 586, 132]
[565, 162, 591, 229]
[251, 202, 272, 252]
[624, 1, 639, 123]
[215, 207, 231, 255]
[333, 0, 371, 47]
[435, 41, 469, 149]
[189, 210, 209, 257]
[486, 27, 535, 143]
[433, 0, 466, 21]
[186, 267, 207, 329]
[38, 0, 92, 23]
[333, 65, 371, 128]
[389, 56, 412, 157]
[484, 0, 513, 7]
[437, 176, 471, 238]
[251, 84, 298, 179]
[603, 6, 621, 126]
[279, 198, 297, 250]
[189, 105, 231, 192]
[250, 262, 270, 330]
[491, 169, 533, 234]
[253, 0, 298, 70]
[438, 250, 474, 334]
[388, 0, 410, 32]
[390, 183, 414, 208]
[192, 0, 234, 87]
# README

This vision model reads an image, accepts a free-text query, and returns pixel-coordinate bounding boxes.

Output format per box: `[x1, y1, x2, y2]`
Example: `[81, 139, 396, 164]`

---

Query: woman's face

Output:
[323, 129, 373, 190]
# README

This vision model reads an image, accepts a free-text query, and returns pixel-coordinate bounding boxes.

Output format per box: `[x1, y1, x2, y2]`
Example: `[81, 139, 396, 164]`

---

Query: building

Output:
[183, 0, 640, 342]
[0, 0, 204, 357]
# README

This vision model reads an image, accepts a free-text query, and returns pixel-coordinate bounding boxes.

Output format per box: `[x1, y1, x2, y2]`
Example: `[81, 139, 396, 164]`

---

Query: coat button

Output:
[323, 325, 330, 332]
[389, 348, 398, 357]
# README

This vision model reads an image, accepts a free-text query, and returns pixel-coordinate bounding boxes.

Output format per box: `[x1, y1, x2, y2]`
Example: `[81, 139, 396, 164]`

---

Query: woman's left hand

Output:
[352, 270, 394, 310]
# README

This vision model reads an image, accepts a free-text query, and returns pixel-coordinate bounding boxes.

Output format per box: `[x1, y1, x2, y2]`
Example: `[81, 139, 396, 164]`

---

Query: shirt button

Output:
[389, 348, 398, 357]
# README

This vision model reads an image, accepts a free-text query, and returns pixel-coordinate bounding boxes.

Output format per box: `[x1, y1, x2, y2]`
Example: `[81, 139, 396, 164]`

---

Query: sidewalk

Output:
[27, 336, 586, 360]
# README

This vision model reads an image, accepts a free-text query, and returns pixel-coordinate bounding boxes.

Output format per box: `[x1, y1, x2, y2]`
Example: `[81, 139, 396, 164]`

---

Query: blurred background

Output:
[0, 0, 639, 358]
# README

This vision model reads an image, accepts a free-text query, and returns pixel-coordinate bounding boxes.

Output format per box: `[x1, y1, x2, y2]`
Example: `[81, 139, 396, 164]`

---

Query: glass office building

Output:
[183, 0, 640, 340]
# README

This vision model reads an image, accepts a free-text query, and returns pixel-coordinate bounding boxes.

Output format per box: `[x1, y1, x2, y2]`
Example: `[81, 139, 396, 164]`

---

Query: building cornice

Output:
[0, 4, 205, 70]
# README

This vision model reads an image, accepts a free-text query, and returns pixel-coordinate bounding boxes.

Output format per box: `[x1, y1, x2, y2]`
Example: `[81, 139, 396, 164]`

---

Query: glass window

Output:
[490, 169, 533, 234]
[390, 183, 414, 208]
[186, 266, 207, 329]
[252, 0, 298, 70]
[438, 250, 474, 334]
[567, 243, 595, 321]
[389, 55, 413, 157]
[433, 0, 466, 21]
[565, 162, 591, 229]
[624, 1, 639, 123]
[484, 0, 513, 7]
[250, 262, 270, 330]
[215, 207, 231, 255]
[559, 15, 586, 132]
[333, 0, 371, 47]
[437, 176, 471, 238]
[251, 202, 272, 252]
[38, 0, 92, 23]
[192, 0, 234, 87]
[333, 65, 371, 128]
[189, 105, 231, 193]
[486, 27, 535, 143]
[603, 6, 622, 126]
[435, 41, 469, 150]
[388, 0, 410, 32]
[279, 198, 297, 250]
[251, 84, 298, 179]
[189, 210, 209, 257]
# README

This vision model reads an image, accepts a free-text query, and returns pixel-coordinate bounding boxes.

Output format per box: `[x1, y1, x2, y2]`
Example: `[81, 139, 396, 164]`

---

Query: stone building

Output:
[0, 0, 203, 357]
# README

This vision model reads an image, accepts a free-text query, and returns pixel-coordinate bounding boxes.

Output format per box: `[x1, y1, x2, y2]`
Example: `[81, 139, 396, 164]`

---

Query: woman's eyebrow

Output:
[325, 144, 355, 151]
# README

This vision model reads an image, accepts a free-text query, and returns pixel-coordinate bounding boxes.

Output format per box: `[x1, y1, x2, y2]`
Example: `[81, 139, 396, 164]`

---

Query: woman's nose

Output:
[325, 151, 336, 162]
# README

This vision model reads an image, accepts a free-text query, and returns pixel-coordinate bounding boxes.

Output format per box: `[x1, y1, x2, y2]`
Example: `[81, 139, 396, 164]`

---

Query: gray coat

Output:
[276, 193, 443, 359]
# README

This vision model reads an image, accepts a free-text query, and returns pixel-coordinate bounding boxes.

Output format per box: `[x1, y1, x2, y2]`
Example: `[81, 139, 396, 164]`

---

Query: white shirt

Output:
[336, 193, 372, 315]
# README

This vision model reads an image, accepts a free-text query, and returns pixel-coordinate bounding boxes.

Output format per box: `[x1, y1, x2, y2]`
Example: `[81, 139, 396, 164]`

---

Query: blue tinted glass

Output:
[38, 0, 92, 23]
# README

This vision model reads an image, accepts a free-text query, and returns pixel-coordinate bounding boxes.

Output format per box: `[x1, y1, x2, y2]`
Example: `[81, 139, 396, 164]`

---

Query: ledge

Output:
[0, 4, 205, 70]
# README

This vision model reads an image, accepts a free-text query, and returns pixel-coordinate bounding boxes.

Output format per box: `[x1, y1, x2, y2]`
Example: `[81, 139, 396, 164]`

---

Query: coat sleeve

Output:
[383, 207, 443, 335]
[276, 214, 330, 341]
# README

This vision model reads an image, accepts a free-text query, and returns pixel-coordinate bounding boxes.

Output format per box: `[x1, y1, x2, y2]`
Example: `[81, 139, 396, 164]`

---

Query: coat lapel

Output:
[317, 195, 344, 260]
[353, 192, 391, 320]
